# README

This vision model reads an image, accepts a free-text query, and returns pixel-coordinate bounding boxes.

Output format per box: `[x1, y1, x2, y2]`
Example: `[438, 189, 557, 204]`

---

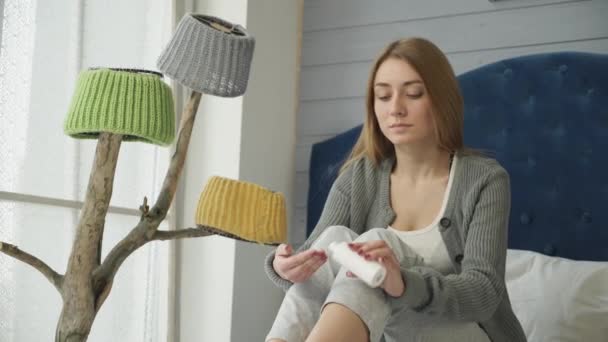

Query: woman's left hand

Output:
[348, 240, 405, 297]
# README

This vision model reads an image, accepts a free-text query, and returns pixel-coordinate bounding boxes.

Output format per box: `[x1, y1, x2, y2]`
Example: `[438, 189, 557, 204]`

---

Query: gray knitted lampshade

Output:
[157, 14, 255, 97]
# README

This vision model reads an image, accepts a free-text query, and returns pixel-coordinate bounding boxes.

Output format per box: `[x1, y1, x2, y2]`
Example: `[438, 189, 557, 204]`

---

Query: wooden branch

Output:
[139, 196, 149, 218]
[65, 132, 123, 277]
[92, 220, 149, 292]
[94, 91, 203, 288]
[96, 226, 211, 268]
[58, 132, 122, 334]
[91, 226, 212, 311]
[151, 91, 202, 218]
[153, 228, 213, 241]
[92, 224, 213, 295]
[0, 241, 63, 292]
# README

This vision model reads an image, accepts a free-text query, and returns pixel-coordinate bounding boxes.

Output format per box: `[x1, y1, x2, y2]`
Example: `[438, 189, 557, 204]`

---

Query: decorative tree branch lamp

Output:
[0, 14, 289, 342]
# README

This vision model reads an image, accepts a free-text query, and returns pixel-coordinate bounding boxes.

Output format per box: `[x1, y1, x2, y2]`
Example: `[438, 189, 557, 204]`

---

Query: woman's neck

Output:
[392, 144, 452, 184]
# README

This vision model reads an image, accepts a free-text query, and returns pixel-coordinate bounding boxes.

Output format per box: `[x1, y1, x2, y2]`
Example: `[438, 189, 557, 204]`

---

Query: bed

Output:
[306, 51, 608, 341]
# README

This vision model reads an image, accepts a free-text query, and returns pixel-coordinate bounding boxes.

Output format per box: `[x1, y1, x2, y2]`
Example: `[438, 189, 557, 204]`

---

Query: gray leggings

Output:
[265, 226, 424, 342]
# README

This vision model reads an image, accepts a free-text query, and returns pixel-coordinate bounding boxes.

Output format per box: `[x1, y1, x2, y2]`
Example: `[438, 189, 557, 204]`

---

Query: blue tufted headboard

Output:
[306, 52, 608, 261]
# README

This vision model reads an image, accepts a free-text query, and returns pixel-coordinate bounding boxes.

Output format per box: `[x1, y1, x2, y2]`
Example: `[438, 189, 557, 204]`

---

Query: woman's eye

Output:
[406, 93, 423, 99]
[377, 95, 390, 101]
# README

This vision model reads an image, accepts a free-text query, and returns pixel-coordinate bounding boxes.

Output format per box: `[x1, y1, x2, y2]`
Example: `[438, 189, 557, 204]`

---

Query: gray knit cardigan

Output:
[264, 152, 527, 342]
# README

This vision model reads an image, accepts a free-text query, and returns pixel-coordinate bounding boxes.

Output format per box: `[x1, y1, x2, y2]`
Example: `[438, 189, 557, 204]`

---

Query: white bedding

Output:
[505, 249, 608, 342]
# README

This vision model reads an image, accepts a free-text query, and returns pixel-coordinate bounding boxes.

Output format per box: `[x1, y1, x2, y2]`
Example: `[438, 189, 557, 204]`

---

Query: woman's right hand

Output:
[273, 244, 327, 283]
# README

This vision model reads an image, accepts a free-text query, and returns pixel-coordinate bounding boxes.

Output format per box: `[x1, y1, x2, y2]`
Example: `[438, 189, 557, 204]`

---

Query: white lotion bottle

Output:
[328, 241, 387, 288]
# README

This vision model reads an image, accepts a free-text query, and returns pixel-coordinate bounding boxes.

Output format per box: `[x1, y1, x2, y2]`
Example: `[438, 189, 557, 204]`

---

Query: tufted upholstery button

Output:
[559, 64, 568, 73]
[439, 218, 451, 231]
[544, 244, 556, 256]
[454, 254, 464, 264]
[503, 68, 513, 77]
[581, 211, 592, 223]
[520, 212, 533, 225]
[553, 124, 566, 138]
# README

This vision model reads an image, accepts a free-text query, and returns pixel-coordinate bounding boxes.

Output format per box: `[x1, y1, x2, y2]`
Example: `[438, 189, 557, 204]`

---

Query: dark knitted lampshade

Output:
[64, 68, 176, 146]
[157, 14, 255, 97]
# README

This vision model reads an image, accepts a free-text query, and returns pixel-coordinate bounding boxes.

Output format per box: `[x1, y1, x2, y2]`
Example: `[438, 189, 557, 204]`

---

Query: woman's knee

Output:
[312, 225, 358, 249]
[356, 228, 421, 265]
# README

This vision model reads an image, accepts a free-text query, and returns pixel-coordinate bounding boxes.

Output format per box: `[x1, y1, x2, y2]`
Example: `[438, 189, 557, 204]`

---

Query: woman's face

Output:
[373, 58, 436, 147]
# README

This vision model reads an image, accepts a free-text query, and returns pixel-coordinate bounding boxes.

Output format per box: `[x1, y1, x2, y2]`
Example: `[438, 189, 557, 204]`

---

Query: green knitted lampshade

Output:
[64, 68, 176, 146]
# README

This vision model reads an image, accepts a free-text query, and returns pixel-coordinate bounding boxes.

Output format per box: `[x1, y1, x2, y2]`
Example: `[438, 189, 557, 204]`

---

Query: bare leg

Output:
[305, 303, 369, 342]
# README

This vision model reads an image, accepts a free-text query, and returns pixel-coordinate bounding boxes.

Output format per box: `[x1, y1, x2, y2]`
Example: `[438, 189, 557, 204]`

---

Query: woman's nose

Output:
[389, 98, 406, 117]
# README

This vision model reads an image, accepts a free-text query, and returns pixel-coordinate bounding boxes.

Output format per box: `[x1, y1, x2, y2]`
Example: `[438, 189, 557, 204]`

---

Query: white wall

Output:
[294, 0, 608, 243]
[175, 0, 302, 341]
[232, 0, 302, 341]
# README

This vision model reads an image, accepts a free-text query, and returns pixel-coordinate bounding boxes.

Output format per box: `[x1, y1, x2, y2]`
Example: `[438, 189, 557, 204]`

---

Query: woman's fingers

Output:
[363, 247, 395, 261]
[349, 240, 392, 258]
[275, 243, 292, 257]
[345, 240, 404, 295]
[280, 249, 322, 271]
[300, 255, 328, 281]
[352, 240, 389, 252]
[284, 252, 326, 282]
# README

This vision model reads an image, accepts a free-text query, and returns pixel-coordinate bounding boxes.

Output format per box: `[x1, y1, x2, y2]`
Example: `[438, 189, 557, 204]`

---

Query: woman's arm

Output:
[390, 168, 510, 322]
[264, 166, 354, 290]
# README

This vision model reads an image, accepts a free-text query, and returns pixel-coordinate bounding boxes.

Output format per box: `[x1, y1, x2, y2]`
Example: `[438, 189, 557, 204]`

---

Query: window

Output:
[0, 0, 174, 340]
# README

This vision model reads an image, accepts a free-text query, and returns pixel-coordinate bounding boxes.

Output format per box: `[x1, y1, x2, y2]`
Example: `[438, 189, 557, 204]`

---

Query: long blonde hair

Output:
[341, 38, 467, 173]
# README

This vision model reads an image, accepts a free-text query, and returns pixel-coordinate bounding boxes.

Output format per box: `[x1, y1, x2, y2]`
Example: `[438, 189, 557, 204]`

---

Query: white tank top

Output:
[387, 155, 491, 342]
[387, 154, 457, 275]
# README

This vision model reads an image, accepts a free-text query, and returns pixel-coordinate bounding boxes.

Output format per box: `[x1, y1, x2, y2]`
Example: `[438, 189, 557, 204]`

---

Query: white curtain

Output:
[0, 0, 176, 340]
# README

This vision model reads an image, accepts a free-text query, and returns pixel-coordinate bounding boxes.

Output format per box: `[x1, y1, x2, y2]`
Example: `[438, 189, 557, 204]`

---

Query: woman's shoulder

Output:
[457, 151, 506, 173]
[454, 152, 511, 206]
[457, 151, 509, 177]
[334, 155, 385, 189]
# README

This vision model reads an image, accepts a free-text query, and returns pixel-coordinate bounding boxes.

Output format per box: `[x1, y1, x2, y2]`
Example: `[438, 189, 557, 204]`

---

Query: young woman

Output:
[264, 38, 526, 342]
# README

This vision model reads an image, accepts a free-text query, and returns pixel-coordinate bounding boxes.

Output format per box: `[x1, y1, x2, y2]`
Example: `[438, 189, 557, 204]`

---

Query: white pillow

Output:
[505, 249, 608, 342]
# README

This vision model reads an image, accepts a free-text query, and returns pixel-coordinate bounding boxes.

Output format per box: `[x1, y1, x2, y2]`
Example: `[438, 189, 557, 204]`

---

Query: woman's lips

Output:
[389, 123, 413, 129]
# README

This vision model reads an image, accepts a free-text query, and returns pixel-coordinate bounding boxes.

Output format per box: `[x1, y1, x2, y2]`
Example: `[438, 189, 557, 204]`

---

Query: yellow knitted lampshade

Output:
[195, 176, 287, 245]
